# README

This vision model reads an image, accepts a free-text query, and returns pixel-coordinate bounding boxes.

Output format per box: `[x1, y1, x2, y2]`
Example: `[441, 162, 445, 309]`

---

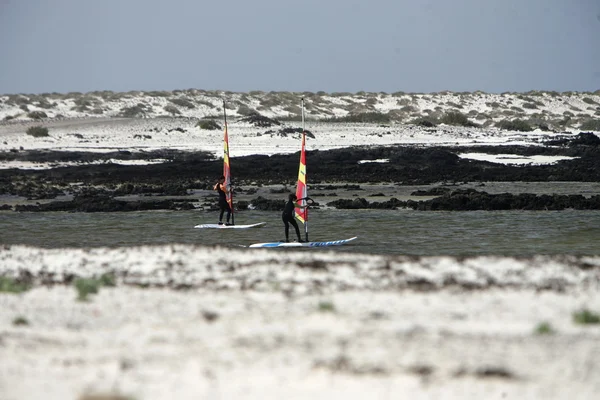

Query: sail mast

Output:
[295, 98, 308, 242]
[223, 100, 234, 225]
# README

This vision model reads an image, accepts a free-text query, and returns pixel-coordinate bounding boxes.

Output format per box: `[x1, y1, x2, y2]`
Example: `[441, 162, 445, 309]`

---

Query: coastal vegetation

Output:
[27, 110, 48, 120]
[164, 104, 181, 115]
[573, 309, 600, 324]
[170, 97, 195, 109]
[0, 276, 31, 293]
[26, 125, 49, 137]
[12, 316, 29, 326]
[580, 119, 600, 131]
[495, 119, 533, 132]
[1, 90, 598, 131]
[74, 272, 116, 301]
[440, 111, 478, 127]
[324, 111, 391, 123]
[534, 322, 555, 335]
[196, 119, 221, 130]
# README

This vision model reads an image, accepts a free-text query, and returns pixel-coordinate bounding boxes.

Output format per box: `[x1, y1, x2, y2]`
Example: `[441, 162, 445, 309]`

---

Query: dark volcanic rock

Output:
[545, 132, 600, 147]
[411, 187, 452, 196]
[327, 197, 406, 210]
[416, 190, 600, 211]
[113, 183, 191, 196]
[0, 149, 214, 165]
[14, 193, 197, 212]
[570, 132, 600, 147]
[327, 190, 600, 211]
[3, 141, 600, 212]
[368, 198, 406, 209]
[6, 181, 65, 199]
[250, 196, 285, 211]
[327, 198, 370, 209]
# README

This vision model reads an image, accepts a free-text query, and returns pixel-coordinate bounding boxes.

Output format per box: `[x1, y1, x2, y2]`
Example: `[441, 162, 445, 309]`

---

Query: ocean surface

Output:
[3, 209, 600, 256]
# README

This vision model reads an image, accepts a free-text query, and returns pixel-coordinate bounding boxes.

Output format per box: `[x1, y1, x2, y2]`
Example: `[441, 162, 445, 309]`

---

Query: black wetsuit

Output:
[217, 183, 231, 224]
[282, 199, 302, 242]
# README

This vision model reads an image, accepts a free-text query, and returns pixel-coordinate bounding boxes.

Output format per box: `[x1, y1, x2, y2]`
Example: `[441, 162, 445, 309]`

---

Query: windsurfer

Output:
[214, 176, 232, 225]
[282, 193, 307, 242]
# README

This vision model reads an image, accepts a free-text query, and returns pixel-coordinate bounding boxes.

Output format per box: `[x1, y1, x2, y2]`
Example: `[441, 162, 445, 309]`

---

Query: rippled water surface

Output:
[3, 209, 600, 256]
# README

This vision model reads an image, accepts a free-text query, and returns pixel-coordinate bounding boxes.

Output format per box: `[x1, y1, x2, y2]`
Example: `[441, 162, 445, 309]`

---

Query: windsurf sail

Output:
[295, 98, 308, 241]
[196, 103, 266, 229]
[223, 100, 234, 225]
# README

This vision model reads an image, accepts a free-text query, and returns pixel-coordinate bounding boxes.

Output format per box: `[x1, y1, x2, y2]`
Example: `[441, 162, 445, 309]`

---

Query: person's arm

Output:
[295, 197, 314, 209]
[294, 201, 307, 209]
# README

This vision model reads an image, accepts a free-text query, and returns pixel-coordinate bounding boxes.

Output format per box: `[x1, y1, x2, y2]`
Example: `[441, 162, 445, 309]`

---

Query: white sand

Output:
[458, 153, 577, 165]
[1, 246, 600, 400]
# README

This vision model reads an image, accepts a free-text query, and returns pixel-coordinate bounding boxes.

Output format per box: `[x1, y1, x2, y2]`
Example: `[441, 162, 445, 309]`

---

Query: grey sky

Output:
[1, 0, 599, 95]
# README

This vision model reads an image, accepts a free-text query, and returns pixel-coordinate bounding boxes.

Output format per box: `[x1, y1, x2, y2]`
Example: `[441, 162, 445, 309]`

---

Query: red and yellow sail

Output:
[295, 131, 307, 223]
[223, 121, 233, 212]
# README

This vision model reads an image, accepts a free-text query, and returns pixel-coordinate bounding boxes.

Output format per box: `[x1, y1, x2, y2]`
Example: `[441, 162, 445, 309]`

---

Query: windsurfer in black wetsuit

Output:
[282, 193, 308, 242]
[214, 176, 232, 225]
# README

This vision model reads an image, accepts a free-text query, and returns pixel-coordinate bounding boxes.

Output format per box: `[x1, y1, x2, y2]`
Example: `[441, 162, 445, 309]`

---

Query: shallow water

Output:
[3, 209, 600, 256]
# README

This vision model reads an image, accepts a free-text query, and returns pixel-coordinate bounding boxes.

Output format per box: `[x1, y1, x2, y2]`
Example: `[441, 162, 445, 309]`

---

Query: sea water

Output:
[3, 209, 600, 256]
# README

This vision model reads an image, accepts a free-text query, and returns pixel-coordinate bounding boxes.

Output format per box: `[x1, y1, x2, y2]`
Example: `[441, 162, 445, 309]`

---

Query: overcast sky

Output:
[1, 0, 599, 95]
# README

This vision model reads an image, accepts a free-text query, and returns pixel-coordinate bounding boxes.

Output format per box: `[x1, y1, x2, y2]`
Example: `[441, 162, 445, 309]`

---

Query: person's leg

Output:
[282, 215, 290, 241]
[219, 204, 225, 224]
[290, 218, 302, 241]
[225, 203, 232, 224]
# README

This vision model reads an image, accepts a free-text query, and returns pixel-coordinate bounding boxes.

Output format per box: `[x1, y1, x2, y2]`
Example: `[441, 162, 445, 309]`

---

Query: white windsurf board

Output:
[249, 236, 357, 248]
[194, 222, 267, 229]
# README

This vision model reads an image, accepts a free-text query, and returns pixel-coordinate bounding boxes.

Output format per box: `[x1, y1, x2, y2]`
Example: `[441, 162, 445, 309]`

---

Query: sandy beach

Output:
[1, 245, 600, 400]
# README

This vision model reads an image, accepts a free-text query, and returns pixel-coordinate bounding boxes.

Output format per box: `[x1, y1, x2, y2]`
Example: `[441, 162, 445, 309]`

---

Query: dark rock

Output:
[570, 132, 600, 146]
[250, 196, 285, 211]
[545, 132, 600, 147]
[325, 190, 600, 211]
[412, 190, 600, 211]
[3, 142, 600, 213]
[411, 187, 451, 196]
[14, 192, 198, 212]
[327, 198, 369, 209]
[278, 127, 315, 138]
[168, 127, 186, 133]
